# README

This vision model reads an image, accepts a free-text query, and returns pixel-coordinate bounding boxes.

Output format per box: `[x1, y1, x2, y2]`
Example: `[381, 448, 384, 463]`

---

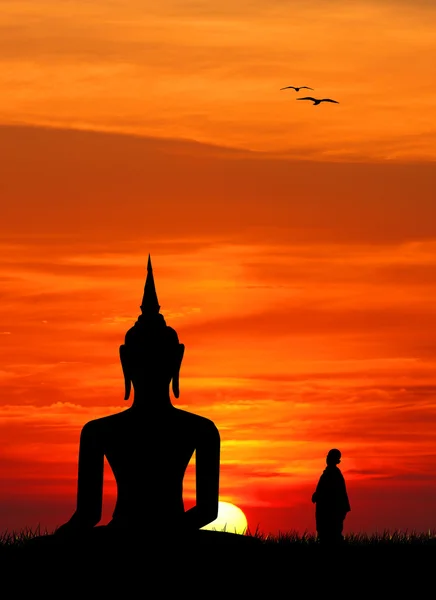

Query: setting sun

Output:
[201, 502, 248, 535]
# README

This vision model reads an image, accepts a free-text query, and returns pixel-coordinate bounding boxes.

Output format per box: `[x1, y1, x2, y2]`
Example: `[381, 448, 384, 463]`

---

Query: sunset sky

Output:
[1, 0, 436, 536]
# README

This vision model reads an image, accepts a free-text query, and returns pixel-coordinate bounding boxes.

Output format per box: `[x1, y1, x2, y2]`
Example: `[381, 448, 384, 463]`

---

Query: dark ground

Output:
[1, 533, 433, 595]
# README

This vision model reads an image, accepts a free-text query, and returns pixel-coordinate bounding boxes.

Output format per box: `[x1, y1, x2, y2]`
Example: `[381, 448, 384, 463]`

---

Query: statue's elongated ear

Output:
[172, 343, 185, 399]
[119, 345, 131, 400]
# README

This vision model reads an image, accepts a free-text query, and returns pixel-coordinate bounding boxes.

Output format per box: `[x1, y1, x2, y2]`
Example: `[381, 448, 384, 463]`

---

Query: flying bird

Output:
[297, 97, 339, 105]
[280, 86, 313, 92]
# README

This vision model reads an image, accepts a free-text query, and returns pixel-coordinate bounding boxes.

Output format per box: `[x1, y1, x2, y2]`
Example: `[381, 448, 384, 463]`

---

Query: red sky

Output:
[1, 1, 436, 536]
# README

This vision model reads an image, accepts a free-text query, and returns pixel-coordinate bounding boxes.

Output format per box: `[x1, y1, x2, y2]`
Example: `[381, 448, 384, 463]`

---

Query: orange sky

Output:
[1, 1, 436, 536]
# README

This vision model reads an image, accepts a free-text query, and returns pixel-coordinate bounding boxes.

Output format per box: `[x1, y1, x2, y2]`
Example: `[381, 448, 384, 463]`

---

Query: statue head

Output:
[326, 448, 341, 466]
[119, 255, 185, 402]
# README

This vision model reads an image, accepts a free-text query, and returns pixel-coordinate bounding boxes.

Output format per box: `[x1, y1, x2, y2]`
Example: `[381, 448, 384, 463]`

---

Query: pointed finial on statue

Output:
[121, 254, 183, 401]
[140, 254, 160, 314]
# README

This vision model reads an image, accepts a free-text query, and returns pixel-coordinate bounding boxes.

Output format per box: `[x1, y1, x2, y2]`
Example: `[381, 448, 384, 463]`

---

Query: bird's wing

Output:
[280, 86, 296, 90]
[302, 86, 314, 90]
[297, 97, 316, 101]
[321, 98, 339, 103]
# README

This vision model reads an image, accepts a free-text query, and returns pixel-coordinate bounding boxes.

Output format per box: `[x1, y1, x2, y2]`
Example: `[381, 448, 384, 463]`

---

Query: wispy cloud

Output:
[1, 2, 436, 158]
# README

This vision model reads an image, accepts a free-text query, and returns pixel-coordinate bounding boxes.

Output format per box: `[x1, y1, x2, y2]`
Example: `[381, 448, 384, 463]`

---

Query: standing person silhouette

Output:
[312, 449, 350, 545]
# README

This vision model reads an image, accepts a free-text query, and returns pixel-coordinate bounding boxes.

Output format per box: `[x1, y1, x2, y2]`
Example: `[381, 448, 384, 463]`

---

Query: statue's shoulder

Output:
[80, 411, 126, 434]
[175, 408, 220, 437]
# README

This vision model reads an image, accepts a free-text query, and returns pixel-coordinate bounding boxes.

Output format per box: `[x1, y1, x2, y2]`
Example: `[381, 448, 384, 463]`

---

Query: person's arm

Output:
[184, 420, 220, 530]
[55, 421, 104, 534]
[341, 473, 351, 514]
[312, 473, 324, 503]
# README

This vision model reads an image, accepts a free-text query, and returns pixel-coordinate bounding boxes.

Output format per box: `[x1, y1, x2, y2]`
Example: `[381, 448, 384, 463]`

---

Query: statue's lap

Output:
[24, 527, 261, 554]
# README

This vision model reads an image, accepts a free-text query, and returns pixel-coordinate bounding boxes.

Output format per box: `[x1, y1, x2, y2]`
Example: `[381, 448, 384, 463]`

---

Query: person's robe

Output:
[312, 465, 351, 523]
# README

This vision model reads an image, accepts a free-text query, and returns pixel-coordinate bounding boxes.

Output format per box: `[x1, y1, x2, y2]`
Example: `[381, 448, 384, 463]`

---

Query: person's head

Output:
[119, 256, 185, 404]
[326, 448, 341, 466]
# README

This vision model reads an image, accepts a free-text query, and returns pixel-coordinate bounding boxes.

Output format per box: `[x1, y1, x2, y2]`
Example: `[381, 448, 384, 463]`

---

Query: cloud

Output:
[0, 401, 124, 426]
[3, 125, 436, 249]
[179, 303, 436, 344]
[1, 1, 436, 158]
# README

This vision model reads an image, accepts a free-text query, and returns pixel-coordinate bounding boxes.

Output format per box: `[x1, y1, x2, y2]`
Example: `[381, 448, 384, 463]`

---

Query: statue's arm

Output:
[184, 421, 220, 530]
[55, 421, 104, 534]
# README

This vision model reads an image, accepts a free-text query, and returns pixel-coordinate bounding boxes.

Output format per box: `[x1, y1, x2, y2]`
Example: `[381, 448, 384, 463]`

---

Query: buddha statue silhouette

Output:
[54, 255, 222, 543]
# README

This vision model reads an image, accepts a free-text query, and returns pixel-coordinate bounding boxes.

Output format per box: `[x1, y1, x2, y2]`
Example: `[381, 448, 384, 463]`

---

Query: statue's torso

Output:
[89, 406, 214, 526]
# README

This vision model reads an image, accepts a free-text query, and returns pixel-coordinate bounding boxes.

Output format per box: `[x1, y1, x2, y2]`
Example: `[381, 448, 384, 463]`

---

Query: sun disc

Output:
[201, 501, 248, 535]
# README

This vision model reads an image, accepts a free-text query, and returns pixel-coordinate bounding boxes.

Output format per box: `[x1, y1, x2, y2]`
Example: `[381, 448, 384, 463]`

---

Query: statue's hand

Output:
[54, 522, 75, 537]
[54, 514, 88, 537]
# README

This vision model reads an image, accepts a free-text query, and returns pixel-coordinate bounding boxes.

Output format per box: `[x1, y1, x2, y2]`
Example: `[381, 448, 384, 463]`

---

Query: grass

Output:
[0, 525, 52, 548]
[2, 525, 436, 547]
[247, 526, 436, 545]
